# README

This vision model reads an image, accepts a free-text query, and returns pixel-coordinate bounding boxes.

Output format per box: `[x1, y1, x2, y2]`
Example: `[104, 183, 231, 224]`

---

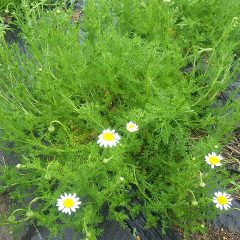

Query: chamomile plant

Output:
[0, 0, 240, 239]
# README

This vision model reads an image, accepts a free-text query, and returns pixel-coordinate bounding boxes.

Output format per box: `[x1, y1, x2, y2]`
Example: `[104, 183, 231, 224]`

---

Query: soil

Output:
[0, 195, 13, 240]
[192, 227, 240, 240]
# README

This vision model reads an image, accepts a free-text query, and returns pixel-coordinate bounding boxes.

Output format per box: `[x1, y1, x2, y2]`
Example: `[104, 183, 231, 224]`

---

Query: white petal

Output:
[224, 204, 229, 210]
[71, 207, 76, 212]
[56, 202, 63, 207]
[115, 135, 121, 140]
[58, 206, 64, 211]
[217, 192, 222, 196]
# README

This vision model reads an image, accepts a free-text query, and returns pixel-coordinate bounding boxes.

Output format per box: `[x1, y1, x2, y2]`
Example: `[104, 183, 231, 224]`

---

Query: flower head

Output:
[57, 193, 81, 215]
[126, 121, 138, 132]
[205, 152, 223, 169]
[213, 192, 232, 210]
[97, 128, 121, 148]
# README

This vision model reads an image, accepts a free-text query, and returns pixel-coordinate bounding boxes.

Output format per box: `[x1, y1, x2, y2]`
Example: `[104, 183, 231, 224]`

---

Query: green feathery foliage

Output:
[0, 0, 240, 239]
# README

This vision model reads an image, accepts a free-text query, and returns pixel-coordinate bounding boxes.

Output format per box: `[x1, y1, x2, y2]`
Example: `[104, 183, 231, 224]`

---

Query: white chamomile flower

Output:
[126, 121, 138, 132]
[97, 128, 121, 148]
[56, 193, 81, 215]
[213, 192, 232, 210]
[205, 152, 223, 169]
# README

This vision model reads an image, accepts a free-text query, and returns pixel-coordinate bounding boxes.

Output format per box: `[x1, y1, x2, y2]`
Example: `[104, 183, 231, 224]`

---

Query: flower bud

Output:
[199, 182, 206, 188]
[44, 173, 51, 180]
[48, 125, 55, 133]
[26, 211, 34, 218]
[8, 216, 15, 223]
[192, 200, 198, 206]
[16, 164, 21, 169]
[103, 158, 110, 163]
[119, 177, 124, 181]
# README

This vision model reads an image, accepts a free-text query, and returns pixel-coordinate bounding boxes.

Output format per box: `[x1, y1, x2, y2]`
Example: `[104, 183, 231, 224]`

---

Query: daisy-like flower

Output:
[205, 152, 223, 169]
[126, 121, 139, 132]
[97, 128, 121, 148]
[213, 192, 232, 210]
[56, 193, 81, 215]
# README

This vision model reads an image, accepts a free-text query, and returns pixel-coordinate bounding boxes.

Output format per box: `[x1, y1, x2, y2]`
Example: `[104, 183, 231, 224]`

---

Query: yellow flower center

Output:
[102, 132, 114, 141]
[63, 198, 74, 208]
[209, 156, 220, 165]
[217, 196, 228, 205]
[128, 124, 135, 129]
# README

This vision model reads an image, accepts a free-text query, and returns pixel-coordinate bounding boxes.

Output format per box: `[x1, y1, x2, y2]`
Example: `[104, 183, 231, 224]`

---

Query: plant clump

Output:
[0, 0, 240, 239]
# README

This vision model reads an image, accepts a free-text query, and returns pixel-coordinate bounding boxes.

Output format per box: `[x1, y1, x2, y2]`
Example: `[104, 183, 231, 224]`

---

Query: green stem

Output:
[50, 120, 73, 143]
[133, 167, 152, 202]
[187, 189, 196, 201]
[28, 197, 44, 210]
[9, 209, 27, 221]
[231, 207, 240, 211]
